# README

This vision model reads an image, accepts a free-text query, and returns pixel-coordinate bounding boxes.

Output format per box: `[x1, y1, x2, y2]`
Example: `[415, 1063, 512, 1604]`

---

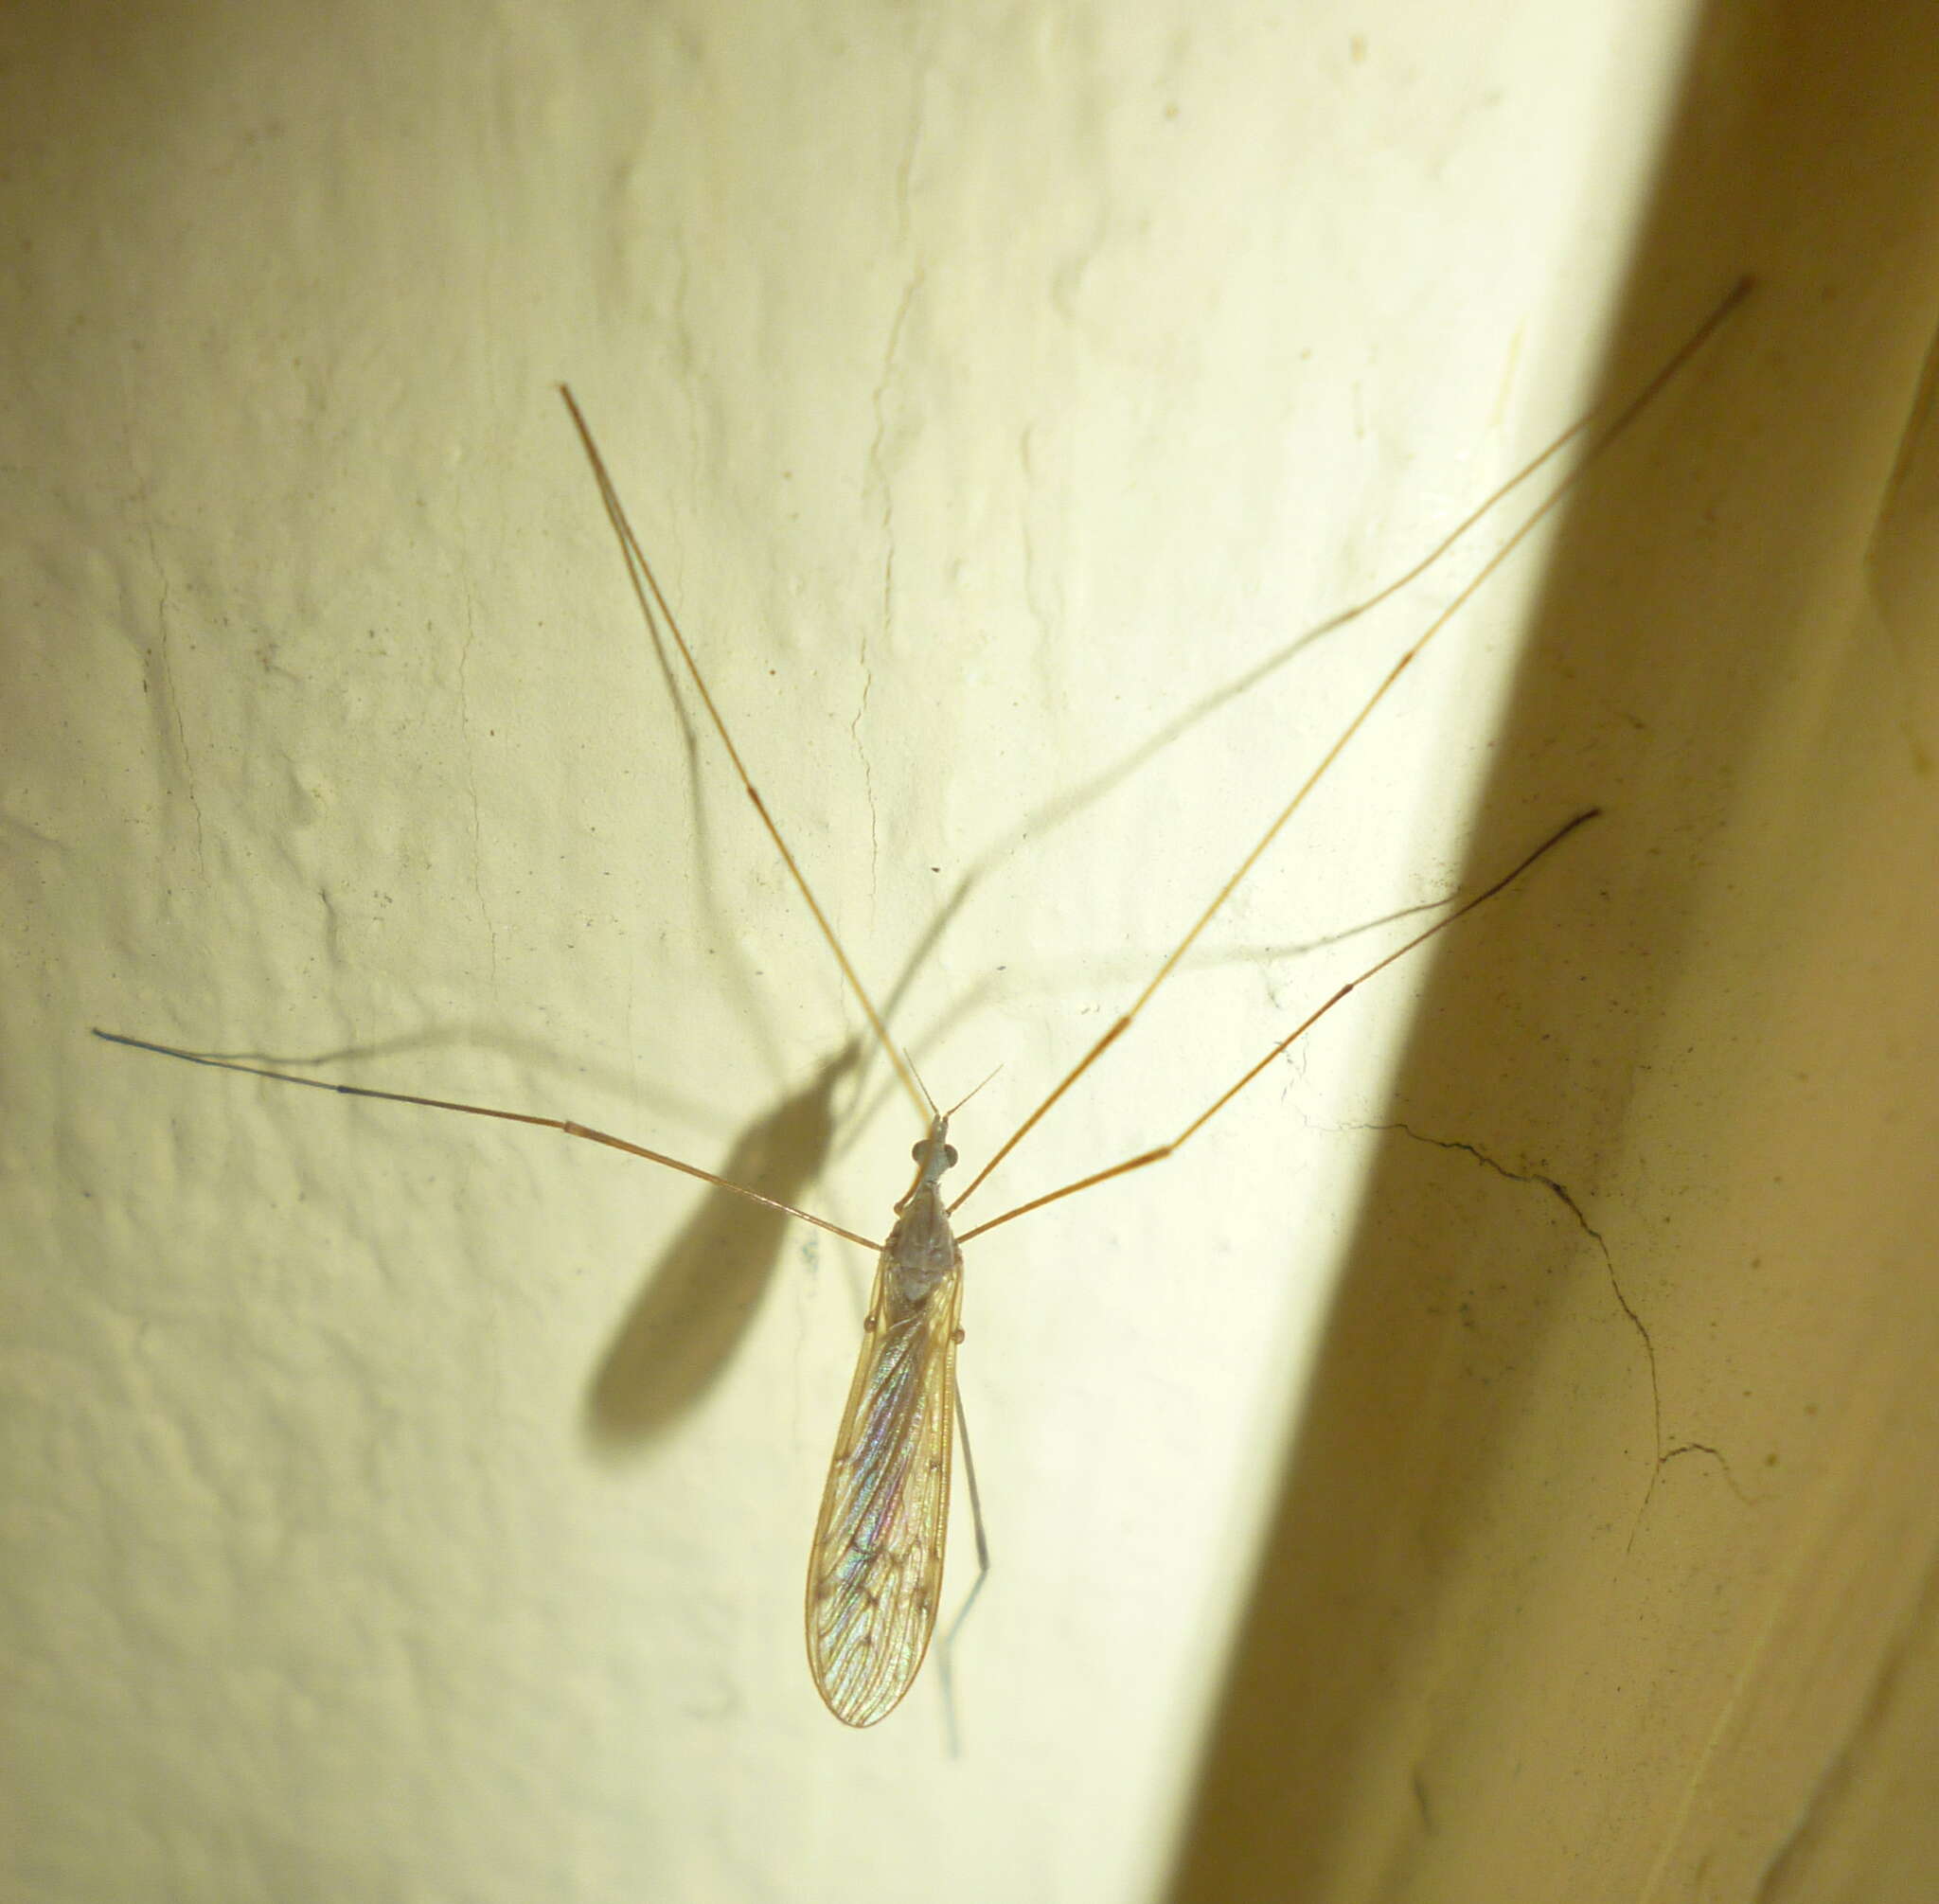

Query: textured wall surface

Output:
[10, 3, 1932, 1902]
[1166, 3, 1939, 1895]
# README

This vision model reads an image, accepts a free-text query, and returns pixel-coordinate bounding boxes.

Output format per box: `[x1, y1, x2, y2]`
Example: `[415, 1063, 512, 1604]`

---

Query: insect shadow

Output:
[584, 1041, 857, 1441]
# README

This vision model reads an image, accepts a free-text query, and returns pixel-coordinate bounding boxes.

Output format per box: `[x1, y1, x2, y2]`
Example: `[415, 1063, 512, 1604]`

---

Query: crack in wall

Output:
[861, 269, 924, 905]
[1354, 1119, 1748, 1533]
[139, 500, 209, 882]
[456, 576, 500, 989]
[1659, 1438, 1753, 1504]
[121, 365, 208, 882]
[851, 54, 931, 917]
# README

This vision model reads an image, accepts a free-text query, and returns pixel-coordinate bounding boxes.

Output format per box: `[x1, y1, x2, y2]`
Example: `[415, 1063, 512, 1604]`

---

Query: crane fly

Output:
[96, 279, 1748, 1727]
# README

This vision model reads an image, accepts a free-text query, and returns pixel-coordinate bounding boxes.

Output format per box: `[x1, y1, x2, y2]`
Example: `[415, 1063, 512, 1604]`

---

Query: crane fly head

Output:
[908, 1114, 958, 1192]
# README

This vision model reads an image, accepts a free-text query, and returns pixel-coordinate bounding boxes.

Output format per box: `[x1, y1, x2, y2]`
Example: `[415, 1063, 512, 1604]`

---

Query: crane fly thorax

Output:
[883, 1191, 960, 1307]
[883, 1116, 963, 1307]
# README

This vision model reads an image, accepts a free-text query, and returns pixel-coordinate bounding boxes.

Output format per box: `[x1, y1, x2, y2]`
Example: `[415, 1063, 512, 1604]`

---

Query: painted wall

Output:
[8, 2, 1935, 1900]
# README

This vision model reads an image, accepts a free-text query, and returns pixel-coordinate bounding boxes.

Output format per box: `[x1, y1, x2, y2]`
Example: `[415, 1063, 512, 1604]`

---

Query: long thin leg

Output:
[836, 318, 1659, 1083]
[92, 1029, 883, 1254]
[950, 279, 1752, 1217]
[955, 809, 1599, 1244]
[935, 1373, 990, 1755]
[557, 385, 928, 1126]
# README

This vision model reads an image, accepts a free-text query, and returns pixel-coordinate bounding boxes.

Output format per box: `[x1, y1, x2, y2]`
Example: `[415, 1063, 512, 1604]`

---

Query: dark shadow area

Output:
[582, 1043, 858, 1445]
[1165, 1, 1939, 1896]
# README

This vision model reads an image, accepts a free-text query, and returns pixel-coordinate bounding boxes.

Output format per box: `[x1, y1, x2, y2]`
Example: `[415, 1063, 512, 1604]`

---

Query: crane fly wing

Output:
[806, 1246, 964, 1727]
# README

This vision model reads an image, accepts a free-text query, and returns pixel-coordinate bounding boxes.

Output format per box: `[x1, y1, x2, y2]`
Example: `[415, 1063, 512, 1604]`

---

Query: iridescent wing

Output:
[805, 1248, 964, 1727]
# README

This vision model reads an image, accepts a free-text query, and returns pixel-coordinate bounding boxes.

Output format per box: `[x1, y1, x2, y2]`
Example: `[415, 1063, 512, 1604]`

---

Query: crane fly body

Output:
[807, 1116, 964, 1727]
[95, 280, 1748, 1730]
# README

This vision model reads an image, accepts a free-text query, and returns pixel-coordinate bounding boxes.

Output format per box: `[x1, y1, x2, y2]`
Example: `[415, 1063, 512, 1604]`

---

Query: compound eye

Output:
[942, 1144, 959, 1169]
[911, 1139, 928, 1164]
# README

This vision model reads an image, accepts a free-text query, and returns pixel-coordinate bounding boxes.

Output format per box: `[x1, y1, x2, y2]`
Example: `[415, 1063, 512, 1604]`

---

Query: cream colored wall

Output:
[13, 4, 1927, 1903]
[1167, 5, 1939, 1900]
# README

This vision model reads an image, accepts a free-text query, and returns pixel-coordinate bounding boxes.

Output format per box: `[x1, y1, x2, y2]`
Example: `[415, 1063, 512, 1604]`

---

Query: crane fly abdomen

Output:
[806, 1118, 965, 1727]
